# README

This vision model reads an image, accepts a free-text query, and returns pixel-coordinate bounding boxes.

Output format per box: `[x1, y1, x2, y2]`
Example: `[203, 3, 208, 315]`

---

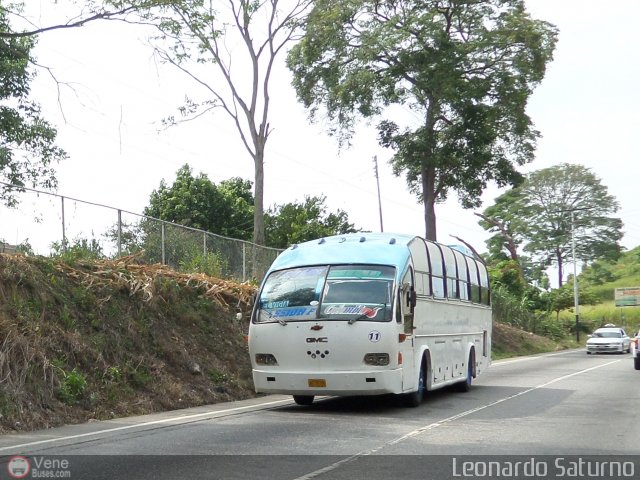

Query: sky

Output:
[2, 0, 640, 280]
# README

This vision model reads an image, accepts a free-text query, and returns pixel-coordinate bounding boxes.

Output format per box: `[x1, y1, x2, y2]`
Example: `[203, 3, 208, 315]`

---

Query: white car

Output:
[586, 327, 631, 354]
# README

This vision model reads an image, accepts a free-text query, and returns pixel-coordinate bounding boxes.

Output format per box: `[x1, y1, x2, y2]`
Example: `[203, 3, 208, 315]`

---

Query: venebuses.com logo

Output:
[6, 456, 30, 479]
[5, 455, 71, 479]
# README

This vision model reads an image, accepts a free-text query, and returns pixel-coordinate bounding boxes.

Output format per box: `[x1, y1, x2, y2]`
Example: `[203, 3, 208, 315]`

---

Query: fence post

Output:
[117, 209, 122, 258]
[203, 232, 207, 257]
[161, 221, 166, 265]
[61, 196, 66, 251]
[242, 243, 246, 282]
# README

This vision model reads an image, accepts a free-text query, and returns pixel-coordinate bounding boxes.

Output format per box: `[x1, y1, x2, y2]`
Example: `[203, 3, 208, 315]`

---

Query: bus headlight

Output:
[255, 353, 278, 366]
[364, 353, 390, 366]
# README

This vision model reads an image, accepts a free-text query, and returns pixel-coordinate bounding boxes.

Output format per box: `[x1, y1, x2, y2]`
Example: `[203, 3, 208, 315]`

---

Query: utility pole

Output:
[556, 206, 591, 343]
[373, 156, 384, 232]
[571, 210, 580, 342]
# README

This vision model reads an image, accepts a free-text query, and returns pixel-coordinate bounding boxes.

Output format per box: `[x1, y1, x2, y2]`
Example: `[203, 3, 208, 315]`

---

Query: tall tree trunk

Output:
[421, 98, 438, 241]
[556, 248, 564, 288]
[422, 166, 437, 241]
[253, 146, 265, 246]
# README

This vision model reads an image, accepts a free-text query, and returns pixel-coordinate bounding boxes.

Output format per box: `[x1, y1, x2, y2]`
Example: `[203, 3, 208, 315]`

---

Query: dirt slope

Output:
[0, 253, 256, 434]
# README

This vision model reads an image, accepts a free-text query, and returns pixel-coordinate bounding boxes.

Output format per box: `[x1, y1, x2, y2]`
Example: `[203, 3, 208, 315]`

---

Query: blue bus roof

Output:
[267, 233, 416, 273]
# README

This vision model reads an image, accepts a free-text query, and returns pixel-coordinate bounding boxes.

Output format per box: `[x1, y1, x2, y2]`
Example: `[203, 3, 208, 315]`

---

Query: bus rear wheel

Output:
[293, 395, 314, 406]
[454, 351, 474, 393]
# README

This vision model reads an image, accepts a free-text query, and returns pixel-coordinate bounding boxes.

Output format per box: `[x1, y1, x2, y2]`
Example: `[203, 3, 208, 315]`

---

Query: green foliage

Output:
[288, 0, 557, 240]
[50, 237, 104, 263]
[0, 391, 17, 419]
[102, 366, 123, 384]
[207, 368, 228, 384]
[59, 305, 76, 330]
[56, 368, 87, 405]
[134, 166, 358, 256]
[488, 260, 528, 299]
[179, 251, 228, 278]
[0, 2, 67, 206]
[580, 261, 617, 287]
[539, 280, 601, 320]
[490, 241, 640, 342]
[144, 164, 254, 241]
[477, 189, 527, 263]
[491, 284, 540, 333]
[264, 195, 358, 248]
[570, 302, 640, 334]
[105, 220, 145, 257]
[480, 164, 623, 288]
[102, 164, 263, 277]
[522, 164, 622, 285]
[16, 239, 34, 255]
[126, 362, 151, 388]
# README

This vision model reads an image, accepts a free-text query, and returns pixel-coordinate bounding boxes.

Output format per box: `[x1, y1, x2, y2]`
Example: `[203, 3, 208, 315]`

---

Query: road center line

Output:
[294, 359, 621, 480]
[0, 398, 293, 453]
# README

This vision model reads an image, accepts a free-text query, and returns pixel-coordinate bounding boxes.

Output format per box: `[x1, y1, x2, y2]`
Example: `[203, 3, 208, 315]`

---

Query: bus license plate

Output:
[308, 379, 326, 388]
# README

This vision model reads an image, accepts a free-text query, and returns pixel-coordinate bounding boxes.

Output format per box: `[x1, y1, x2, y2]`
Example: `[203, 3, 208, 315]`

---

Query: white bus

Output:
[248, 233, 491, 406]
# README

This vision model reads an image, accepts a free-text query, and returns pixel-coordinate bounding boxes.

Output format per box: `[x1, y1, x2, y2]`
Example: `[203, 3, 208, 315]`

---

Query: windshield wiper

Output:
[262, 309, 287, 325]
[348, 304, 386, 325]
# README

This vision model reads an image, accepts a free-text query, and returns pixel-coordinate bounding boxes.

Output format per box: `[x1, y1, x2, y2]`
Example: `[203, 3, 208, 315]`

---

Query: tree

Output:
[287, 0, 557, 241]
[0, 2, 67, 205]
[540, 281, 599, 322]
[0, 1, 140, 39]
[0, 0, 165, 206]
[480, 163, 623, 287]
[217, 177, 255, 240]
[144, 164, 254, 240]
[115, 0, 313, 245]
[144, 170, 358, 249]
[264, 195, 357, 248]
[476, 189, 526, 264]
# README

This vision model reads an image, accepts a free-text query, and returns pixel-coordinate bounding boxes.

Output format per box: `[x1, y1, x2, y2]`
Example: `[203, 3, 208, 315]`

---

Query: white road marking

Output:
[492, 349, 581, 367]
[294, 359, 621, 480]
[0, 398, 293, 453]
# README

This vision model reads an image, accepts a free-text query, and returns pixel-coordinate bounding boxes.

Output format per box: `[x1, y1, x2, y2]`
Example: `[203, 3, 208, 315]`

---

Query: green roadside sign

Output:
[614, 287, 640, 307]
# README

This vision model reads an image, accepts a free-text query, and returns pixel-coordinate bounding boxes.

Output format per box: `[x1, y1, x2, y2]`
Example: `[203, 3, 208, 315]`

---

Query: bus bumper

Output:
[252, 368, 404, 396]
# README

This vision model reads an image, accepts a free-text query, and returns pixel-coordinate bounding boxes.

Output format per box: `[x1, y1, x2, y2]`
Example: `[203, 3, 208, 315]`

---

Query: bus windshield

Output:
[255, 265, 395, 323]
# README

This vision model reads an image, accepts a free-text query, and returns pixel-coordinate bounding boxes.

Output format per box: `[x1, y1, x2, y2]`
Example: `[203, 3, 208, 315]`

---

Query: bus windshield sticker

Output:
[263, 306, 317, 319]
[262, 300, 289, 309]
[329, 269, 383, 279]
[323, 305, 383, 318]
[327, 267, 394, 280]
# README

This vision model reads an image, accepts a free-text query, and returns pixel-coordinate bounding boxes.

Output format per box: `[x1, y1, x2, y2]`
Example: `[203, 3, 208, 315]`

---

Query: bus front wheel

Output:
[403, 358, 426, 408]
[293, 395, 314, 406]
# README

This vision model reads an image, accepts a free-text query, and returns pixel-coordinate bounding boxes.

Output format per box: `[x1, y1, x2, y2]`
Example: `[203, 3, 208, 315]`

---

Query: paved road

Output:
[1, 350, 638, 479]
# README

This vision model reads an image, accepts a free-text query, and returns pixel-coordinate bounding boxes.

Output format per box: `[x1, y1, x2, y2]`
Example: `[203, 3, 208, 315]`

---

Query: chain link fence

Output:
[0, 183, 282, 283]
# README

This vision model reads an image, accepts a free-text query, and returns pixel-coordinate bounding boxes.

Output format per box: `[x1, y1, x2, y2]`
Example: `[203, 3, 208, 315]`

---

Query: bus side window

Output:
[426, 241, 445, 298]
[478, 263, 491, 306]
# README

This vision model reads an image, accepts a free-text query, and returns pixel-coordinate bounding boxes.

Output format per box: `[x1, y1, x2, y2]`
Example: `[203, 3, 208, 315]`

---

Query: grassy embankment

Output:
[0, 253, 256, 434]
